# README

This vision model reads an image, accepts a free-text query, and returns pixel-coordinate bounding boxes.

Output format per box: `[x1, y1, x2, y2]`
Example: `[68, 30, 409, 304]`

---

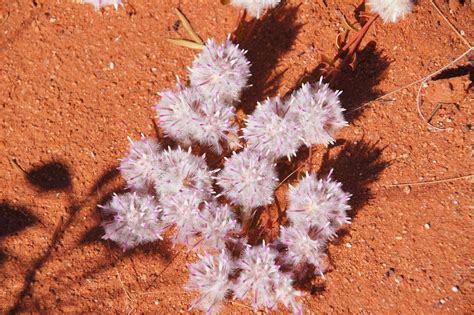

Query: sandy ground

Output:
[1, 0, 473, 313]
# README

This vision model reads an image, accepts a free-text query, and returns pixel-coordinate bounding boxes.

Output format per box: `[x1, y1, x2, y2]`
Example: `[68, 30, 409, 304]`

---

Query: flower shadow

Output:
[237, 2, 303, 114]
[318, 138, 390, 237]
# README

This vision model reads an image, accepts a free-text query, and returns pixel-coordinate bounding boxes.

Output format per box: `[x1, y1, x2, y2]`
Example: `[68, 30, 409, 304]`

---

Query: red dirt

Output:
[1, 0, 472, 313]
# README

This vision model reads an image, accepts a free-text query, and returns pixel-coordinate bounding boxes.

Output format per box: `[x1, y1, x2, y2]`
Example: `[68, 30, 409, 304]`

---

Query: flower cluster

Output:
[80, 0, 122, 10]
[190, 38, 251, 103]
[242, 78, 347, 161]
[215, 149, 278, 211]
[234, 243, 303, 313]
[100, 192, 165, 250]
[368, 0, 413, 23]
[230, 0, 282, 18]
[287, 171, 351, 241]
[156, 39, 249, 153]
[101, 37, 351, 314]
[186, 251, 234, 314]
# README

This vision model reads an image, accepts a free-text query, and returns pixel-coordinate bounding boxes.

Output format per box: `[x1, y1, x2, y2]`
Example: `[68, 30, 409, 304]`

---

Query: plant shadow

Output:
[318, 139, 390, 237]
[26, 161, 72, 192]
[0, 202, 39, 238]
[8, 165, 121, 314]
[0, 202, 38, 268]
[237, 2, 303, 114]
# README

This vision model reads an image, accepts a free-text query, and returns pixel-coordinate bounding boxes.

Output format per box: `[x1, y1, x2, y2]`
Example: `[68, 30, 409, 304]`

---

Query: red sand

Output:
[1, 0, 472, 313]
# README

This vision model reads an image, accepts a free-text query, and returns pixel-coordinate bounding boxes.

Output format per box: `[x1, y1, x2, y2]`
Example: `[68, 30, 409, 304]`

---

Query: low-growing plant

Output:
[96, 0, 414, 313]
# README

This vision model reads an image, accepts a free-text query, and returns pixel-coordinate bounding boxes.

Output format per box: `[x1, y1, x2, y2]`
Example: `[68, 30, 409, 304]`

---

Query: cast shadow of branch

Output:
[8, 164, 123, 314]
[0, 202, 39, 267]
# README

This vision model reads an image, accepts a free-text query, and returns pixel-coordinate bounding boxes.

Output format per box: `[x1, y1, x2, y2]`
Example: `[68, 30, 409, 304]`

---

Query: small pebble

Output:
[424, 223, 431, 230]
[439, 298, 446, 305]
[451, 286, 459, 293]
[385, 267, 396, 277]
[109, 62, 115, 70]
[345, 243, 352, 248]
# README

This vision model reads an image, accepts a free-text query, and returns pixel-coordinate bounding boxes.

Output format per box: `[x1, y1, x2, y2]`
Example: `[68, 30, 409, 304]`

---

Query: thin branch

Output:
[276, 164, 305, 188]
[415, 78, 448, 131]
[350, 46, 473, 113]
[430, 0, 472, 48]
[385, 174, 473, 187]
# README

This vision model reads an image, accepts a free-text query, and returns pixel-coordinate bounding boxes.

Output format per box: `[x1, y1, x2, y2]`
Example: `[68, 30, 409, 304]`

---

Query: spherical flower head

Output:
[289, 78, 347, 146]
[278, 224, 326, 268]
[230, 0, 281, 18]
[196, 201, 242, 251]
[186, 251, 234, 314]
[155, 83, 202, 144]
[192, 97, 238, 154]
[81, 0, 122, 10]
[233, 242, 281, 310]
[160, 192, 204, 248]
[243, 96, 302, 160]
[153, 146, 213, 201]
[216, 149, 278, 209]
[118, 137, 161, 191]
[287, 172, 351, 240]
[272, 272, 303, 315]
[368, 0, 413, 23]
[190, 37, 251, 103]
[100, 192, 165, 250]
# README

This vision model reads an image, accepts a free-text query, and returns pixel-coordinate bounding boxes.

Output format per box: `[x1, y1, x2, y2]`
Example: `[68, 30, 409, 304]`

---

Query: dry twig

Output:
[430, 0, 472, 48]
[385, 174, 473, 187]
[350, 46, 473, 113]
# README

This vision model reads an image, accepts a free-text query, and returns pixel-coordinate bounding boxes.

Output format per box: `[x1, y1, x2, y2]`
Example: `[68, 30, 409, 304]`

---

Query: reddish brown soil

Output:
[1, 0, 473, 313]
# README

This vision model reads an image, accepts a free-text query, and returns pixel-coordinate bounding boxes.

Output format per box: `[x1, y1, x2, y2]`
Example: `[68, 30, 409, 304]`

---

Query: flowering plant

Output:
[97, 1, 414, 313]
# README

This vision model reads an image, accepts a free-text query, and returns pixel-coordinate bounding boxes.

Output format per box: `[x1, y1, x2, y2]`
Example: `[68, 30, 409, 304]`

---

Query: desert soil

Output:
[0, 0, 473, 313]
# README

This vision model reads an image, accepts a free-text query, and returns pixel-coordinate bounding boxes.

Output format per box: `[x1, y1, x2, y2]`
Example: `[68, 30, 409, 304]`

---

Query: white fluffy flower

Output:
[216, 149, 278, 209]
[368, 0, 413, 23]
[233, 243, 302, 313]
[155, 83, 201, 144]
[195, 202, 241, 251]
[81, 0, 122, 10]
[243, 96, 302, 160]
[119, 137, 161, 191]
[231, 0, 281, 18]
[278, 224, 326, 268]
[233, 243, 281, 310]
[192, 97, 238, 154]
[153, 146, 213, 201]
[272, 273, 303, 315]
[287, 172, 351, 240]
[186, 251, 234, 314]
[288, 78, 347, 146]
[100, 192, 165, 250]
[160, 193, 204, 247]
[190, 38, 251, 103]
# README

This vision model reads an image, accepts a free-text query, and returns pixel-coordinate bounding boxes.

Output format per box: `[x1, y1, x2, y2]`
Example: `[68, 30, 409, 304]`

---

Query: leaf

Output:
[0, 202, 38, 237]
[175, 8, 204, 45]
[167, 38, 205, 50]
